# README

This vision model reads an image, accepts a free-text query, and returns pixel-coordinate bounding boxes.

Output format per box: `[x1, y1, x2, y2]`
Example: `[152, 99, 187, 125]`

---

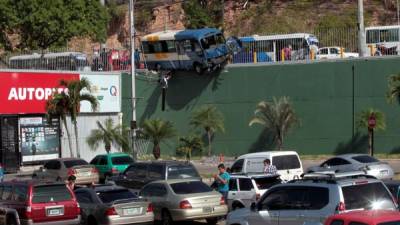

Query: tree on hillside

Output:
[387, 73, 400, 104]
[46, 92, 74, 157]
[182, 0, 224, 29]
[8, 0, 109, 49]
[141, 119, 176, 160]
[190, 105, 225, 157]
[87, 118, 130, 154]
[249, 97, 299, 150]
[0, 0, 17, 50]
[56, 78, 99, 158]
[356, 108, 386, 156]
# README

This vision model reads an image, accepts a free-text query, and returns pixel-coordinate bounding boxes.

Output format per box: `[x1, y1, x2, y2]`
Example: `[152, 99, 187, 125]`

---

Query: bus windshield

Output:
[200, 33, 225, 50]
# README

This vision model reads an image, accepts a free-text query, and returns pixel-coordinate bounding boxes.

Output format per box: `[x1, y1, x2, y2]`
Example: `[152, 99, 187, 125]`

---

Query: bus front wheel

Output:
[194, 63, 204, 75]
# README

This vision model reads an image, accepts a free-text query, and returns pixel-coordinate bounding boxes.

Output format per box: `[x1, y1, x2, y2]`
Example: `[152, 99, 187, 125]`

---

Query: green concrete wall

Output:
[122, 57, 400, 156]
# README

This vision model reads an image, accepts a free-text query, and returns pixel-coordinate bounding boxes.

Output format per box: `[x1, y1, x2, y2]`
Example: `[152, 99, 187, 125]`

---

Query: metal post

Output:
[357, 0, 367, 57]
[397, 0, 400, 55]
[129, 0, 137, 159]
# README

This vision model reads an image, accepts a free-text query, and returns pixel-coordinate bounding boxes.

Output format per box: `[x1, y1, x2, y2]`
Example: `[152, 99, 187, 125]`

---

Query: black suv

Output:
[108, 161, 201, 194]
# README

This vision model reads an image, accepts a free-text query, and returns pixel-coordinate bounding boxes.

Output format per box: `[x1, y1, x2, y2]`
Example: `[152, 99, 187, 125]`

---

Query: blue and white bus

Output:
[141, 28, 229, 74]
[233, 33, 319, 63]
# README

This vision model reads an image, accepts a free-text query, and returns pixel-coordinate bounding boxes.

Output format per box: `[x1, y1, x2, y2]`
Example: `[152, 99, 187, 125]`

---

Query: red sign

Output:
[368, 113, 376, 129]
[0, 72, 79, 114]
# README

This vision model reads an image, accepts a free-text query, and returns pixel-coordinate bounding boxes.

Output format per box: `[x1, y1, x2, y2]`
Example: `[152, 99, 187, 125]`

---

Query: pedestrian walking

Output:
[66, 175, 76, 190]
[213, 163, 230, 201]
[263, 158, 277, 175]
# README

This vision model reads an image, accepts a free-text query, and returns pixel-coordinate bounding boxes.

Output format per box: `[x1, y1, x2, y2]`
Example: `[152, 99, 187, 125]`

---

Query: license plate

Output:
[203, 207, 213, 213]
[47, 208, 62, 216]
[123, 207, 141, 216]
[380, 170, 389, 175]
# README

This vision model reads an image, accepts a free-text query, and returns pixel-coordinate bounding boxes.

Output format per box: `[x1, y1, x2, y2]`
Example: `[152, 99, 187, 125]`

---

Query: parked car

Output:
[230, 151, 303, 181]
[0, 180, 81, 225]
[108, 161, 201, 195]
[226, 171, 397, 225]
[325, 210, 400, 225]
[0, 206, 20, 225]
[90, 153, 134, 182]
[74, 184, 154, 225]
[316, 47, 359, 60]
[227, 174, 282, 211]
[384, 180, 400, 204]
[306, 154, 394, 180]
[140, 179, 228, 225]
[33, 158, 100, 185]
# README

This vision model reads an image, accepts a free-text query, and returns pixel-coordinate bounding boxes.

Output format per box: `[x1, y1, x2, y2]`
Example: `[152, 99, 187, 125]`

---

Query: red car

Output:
[0, 180, 81, 225]
[325, 210, 400, 225]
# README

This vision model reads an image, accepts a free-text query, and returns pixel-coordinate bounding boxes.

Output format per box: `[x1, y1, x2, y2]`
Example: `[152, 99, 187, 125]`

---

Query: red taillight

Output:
[337, 202, 346, 212]
[179, 200, 192, 209]
[220, 197, 226, 205]
[256, 193, 261, 201]
[76, 203, 81, 215]
[147, 203, 154, 212]
[67, 168, 76, 176]
[111, 167, 118, 173]
[24, 206, 32, 219]
[91, 167, 98, 174]
[106, 207, 118, 216]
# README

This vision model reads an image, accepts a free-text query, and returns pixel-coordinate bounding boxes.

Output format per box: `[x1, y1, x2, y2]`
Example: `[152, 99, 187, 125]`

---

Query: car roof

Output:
[130, 160, 194, 166]
[76, 184, 128, 192]
[237, 151, 299, 159]
[98, 153, 131, 157]
[384, 180, 400, 186]
[149, 179, 202, 185]
[328, 210, 400, 224]
[48, 158, 87, 162]
[2, 179, 66, 187]
[230, 173, 281, 179]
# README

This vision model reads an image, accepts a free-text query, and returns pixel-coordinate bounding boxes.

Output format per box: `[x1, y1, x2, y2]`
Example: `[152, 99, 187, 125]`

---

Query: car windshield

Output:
[167, 165, 200, 179]
[378, 221, 400, 225]
[32, 185, 72, 203]
[111, 156, 133, 165]
[64, 160, 88, 168]
[170, 181, 212, 194]
[352, 155, 379, 163]
[200, 33, 224, 50]
[253, 176, 282, 190]
[342, 182, 396, 210]
[97, 189, 137, 203]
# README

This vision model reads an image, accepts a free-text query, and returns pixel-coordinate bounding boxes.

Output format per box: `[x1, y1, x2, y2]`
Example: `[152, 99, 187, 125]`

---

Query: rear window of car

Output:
[272, 155, 301, 170]
[253, 176, 282, 190]
[170, 181, 212, 194]
[97, 189, 137, 203]
[32, 185, 72, 203]
[111, 156, 133, 165]
[352, 155, 379, 163]
[167, 165, 200, 179]
[378, 221, 400, 225]
[64, 160, 88, 168]
[342, 182, 396, 210]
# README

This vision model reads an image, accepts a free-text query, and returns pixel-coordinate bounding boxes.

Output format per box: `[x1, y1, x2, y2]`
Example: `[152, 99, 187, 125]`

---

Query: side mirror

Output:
[250, 202, 257, 211]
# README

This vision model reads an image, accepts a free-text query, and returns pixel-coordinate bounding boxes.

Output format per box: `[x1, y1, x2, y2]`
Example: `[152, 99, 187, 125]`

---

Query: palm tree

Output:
[86, 118, 130, 153]
[249, 96, 299, 150]
[190, 105, 225, 157]
[46, 92, 74, 157]
[141, 119, 176, 159]
[356, 108, 386, 156]
[387, 73, 400, 104]
[61, 78, 98, 158]
[177, 135, 204, 161]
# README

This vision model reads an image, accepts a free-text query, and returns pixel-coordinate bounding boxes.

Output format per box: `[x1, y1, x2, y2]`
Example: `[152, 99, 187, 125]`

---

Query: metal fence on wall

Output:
[1, 27, 400, 72]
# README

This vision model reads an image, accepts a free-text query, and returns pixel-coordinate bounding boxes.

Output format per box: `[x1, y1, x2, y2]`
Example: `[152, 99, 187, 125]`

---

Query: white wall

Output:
[60, 113, 124, 162]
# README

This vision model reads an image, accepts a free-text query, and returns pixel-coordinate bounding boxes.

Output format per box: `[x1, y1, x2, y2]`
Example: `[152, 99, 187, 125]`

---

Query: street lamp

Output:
[129, 0, 137, 159]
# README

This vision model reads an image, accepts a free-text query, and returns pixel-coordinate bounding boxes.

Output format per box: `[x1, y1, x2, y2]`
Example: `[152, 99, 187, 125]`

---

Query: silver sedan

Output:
[306, 154, 394, 179]
[140, 179, 228, 225]
[74, 185, 154, 225]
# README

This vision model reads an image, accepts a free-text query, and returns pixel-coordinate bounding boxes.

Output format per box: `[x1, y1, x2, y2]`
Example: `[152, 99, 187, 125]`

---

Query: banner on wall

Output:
[0, 71, 121, 114]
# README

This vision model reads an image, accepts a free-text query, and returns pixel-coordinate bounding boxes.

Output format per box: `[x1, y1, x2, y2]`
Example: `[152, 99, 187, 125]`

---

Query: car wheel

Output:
[161, 210, 173, 225]
[88, 216, 98, 225]
[232, 202, 244, 211]
[206, 217, 219, 225]
[7, 216, 17, 225]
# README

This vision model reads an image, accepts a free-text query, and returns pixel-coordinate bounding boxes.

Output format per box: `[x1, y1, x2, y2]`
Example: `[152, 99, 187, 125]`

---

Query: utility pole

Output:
[129, 0, 137, 159]
[357, 0, 367, 57]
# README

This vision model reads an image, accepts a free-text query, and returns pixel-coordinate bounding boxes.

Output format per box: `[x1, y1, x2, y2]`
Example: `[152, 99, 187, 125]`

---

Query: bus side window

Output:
[191, 40, 202, 53]
[177, 42, 185, 55]
[183, 40, 192, 52]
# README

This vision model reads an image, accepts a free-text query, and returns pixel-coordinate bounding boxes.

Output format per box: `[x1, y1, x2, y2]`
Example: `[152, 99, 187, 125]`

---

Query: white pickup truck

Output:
[316, 46, 359, 60]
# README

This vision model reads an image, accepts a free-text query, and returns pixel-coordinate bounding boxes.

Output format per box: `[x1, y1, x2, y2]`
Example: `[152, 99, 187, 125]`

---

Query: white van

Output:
[230, 151, 303, 181]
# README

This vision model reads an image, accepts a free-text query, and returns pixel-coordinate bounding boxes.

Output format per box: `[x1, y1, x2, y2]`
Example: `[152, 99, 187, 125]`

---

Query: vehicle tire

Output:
[88, 216, 98, 225]
[232, 202, 244, 211]
[161, 210, 173, 225]
[194, 63, 204, 75]
[7, 216, 17, 225]
[206, 217, 219, 225]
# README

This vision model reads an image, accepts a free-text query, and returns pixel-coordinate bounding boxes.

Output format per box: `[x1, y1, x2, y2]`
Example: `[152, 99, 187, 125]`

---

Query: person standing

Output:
[213, 163, 230, 201]
[66, 175, 76, 190]
[264, 159, 277, 175]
